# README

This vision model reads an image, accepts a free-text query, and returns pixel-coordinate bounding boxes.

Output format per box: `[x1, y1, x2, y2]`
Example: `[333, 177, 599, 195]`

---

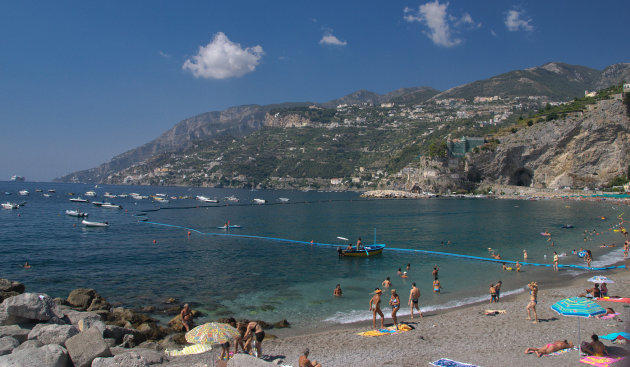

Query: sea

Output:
[1, 181, 626, 333]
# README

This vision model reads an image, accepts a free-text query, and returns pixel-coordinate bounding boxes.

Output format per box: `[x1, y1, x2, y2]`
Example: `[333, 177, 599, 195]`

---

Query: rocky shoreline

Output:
[0, 279, 289, 367]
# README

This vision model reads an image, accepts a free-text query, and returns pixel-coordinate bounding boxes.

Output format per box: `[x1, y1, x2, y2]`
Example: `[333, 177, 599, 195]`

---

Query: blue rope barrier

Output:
[141, 221, 625, 271]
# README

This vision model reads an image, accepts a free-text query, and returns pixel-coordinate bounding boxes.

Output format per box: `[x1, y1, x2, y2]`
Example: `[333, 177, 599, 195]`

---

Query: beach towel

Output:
[595, 297, 630, 304]
[430, 358, 479, 367]
[599, 332, 630, 341]
[357, 324, 413, 337]
[165, 343, 213, 356]
[544, 346, 578, 356]
[580, 355, 625, 367]
[484, 309, 506, 315]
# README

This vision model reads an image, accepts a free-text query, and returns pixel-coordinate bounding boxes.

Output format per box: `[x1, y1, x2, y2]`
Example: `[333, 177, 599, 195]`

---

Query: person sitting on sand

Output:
[585, 284, 601, 298]
[409, 282, 422, 319]
[389, 289, 401, 329]
[180, 304, 193, 332]
[600, 283, 608, 297]
[382, 277, 392, 288]
[433, 279, 441, 293]
[582, 334, 607, 357]
[526, 282, 538, 323]
[333, 284, 342, 296]
[596, 307, 615, 319]
[524, 340, 573, 357]
[299, 347, 322, 367]
[369, 288, 385, 329]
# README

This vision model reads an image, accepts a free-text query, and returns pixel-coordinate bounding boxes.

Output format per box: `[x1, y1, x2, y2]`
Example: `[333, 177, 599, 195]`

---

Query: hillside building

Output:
[447, 136, 486, 157]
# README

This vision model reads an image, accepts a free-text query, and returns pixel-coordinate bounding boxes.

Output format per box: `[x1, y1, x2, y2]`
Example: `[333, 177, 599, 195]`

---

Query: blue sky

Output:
[1, 0, 629, 181]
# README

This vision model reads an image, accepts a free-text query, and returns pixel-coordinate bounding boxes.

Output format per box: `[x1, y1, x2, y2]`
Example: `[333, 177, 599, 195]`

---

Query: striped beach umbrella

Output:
[587, 275, 614, 284]
[551, 297, 606, 356]
[185, 322, 240, 345]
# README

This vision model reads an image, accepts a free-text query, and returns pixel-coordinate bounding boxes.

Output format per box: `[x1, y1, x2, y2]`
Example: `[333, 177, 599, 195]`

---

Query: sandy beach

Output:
[164, 257, 630, 367]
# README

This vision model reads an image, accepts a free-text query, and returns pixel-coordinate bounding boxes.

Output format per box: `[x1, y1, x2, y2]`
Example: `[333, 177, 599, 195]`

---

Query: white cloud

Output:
[505, 9, 534, 32]
[319, 30, 347, 46]
[404, 1, 477, 47]
[158, 50, 171, 59]
[182, 32, 264, 79]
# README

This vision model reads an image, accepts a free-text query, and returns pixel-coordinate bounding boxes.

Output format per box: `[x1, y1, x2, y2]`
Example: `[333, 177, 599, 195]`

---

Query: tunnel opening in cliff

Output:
[511, 167, 534, 186]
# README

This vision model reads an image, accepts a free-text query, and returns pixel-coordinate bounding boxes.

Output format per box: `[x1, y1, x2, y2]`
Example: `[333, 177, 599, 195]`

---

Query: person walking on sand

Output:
[333, 284, 342, 296]
[409, 282, 423, 319]
[369, 288, 385, 329]
[526, 282, 539, 323]
[299, 347, 322, 367]
[553, 251, 559, 272]
[389, 289, 401, 329]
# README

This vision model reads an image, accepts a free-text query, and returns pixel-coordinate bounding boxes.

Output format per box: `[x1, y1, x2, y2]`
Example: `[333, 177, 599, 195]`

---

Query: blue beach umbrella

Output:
[587, 275, 614, 284]
[551, 297, 606, 355]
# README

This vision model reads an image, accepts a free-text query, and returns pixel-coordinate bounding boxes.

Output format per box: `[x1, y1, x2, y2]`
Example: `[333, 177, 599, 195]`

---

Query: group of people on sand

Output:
[178, 306, 266, 360]
[489, 281, 502, 303]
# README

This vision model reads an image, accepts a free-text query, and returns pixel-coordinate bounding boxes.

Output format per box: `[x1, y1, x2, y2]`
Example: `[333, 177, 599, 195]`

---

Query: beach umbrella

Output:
[587, 275, 614, 284]
[551, 297, 607, 356]
[185, 322, 240, 366]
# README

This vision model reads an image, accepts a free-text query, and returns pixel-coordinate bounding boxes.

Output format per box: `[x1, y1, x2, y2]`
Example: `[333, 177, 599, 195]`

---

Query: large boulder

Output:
[92, 348, 165, 367]
[87, 296, 111, 312]
[11, 339, 43, 353]
[64, 326, 111, 367]
[0, 344, 68, 367]
[27, 324, 79, 346]
[0, 336, 20, 356]
[66, 289, 96, 310]
[136, 322, 169, 341]
[0, 325, 31, 343]
[0, 280, 25, 304]
[0, 293, 64, 325]
[103, 325, 145, 345]
[107, 307, 153, 328]
[62, 309, 106, 333]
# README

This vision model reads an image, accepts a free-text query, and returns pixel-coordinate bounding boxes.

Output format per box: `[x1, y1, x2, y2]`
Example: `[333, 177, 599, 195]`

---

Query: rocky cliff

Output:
[466, 98, 630, 189]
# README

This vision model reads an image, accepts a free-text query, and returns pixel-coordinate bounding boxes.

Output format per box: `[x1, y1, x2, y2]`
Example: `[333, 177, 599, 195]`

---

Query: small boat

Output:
[69, 197, 89, 203]
[196, 195, 219, 203]
[217, 224, 243, 229]
[92, 201, 110, 206]
[561, 224, 574, 229]
[253, 198, 266, 204]
[225, 196, 239, 202]
[101, 203, 122, 209]
[48, 189, 56, 193]
[1, 202, 19, 209]
[278, 197, 290, 202]
[153, 196, 169, 203]
[43, 193, 51, 197]
[85, 191, 97, 197]
[10, 175, 25, 182]
[118, 194, 128, 198]
[35, 189, 43, 192]
[65, 209, 88, 217]
[18, 190, 29, 196]
[341, 244, 386, 257]
[103, 192, 117, 199]
[82, 220, 109, 227]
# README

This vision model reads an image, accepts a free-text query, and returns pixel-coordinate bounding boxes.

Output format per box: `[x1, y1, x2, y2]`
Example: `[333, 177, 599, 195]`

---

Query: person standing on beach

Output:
[526, 282, 538, 323]
[489, 284, 497, 303]
[244, 321, 265, 357]
[553, 251, 559, 272]
[389, 289, 401, 330]
[409, 282, 422, 319]
[369, 288, 385, 329]
[495, 281, 502, 302]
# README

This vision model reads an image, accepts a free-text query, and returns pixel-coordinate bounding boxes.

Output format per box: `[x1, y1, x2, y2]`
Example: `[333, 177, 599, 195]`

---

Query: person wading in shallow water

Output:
[409, 282, 423, 319]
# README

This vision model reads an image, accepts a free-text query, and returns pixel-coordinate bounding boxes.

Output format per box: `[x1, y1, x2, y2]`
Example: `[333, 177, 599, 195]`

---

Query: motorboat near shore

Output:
[253, 198, 266, 204]
[82, 220, 109, 227]
[69, 197, 89, 203]
[2, 202, 19, 209]
[196, 195, 219, 203]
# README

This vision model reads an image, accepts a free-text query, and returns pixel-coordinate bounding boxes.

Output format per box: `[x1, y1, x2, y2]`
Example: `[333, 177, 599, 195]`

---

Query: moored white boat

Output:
[85, 191, 97, 197]
[103, 192, 117, 199]
[278, 197, 290, 202]
[225, 196, 239, 202]
[82, 219, 109, 227]
[65, 209, 88, 217]
[18, 190, 29, 196]
[69, 197, 89, 203]
[253, 198, 266, 204]
[100, 203, 122, 209]
[196, 195, 219, 203]
[2, 202, 19, 209]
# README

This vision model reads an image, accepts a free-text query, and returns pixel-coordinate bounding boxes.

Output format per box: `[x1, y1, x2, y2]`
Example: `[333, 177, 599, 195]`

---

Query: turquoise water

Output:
[0, 182, 626, 329]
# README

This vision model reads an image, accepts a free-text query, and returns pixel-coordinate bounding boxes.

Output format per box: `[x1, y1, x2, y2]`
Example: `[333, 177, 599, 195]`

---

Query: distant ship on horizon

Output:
[10, 175, 25, 182]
